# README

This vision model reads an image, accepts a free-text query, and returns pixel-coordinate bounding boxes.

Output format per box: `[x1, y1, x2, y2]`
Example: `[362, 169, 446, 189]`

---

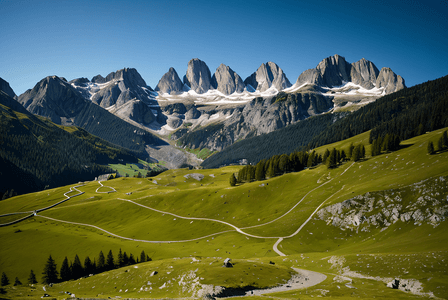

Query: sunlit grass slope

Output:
[1, 128, 447, 299]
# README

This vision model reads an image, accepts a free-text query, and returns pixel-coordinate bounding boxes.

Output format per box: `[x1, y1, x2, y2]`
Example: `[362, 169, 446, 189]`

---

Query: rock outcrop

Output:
[183, 58, 212, 94]
[376, 67, 406, 94]
[244, 62, 291, 92]
[211, 64, 245, 95]
[0, 77, 17, 99]
[316, 176, 448, 232]
[155, 67, 184, 94]
[295, 54, 405, 92]
[18, 76, 87, 124]
[350, 58, 380, 89]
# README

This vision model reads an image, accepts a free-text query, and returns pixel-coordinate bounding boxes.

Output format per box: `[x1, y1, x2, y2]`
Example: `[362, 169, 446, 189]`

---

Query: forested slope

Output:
[0, 91, 139, 197]
[203, 75, 448, 169]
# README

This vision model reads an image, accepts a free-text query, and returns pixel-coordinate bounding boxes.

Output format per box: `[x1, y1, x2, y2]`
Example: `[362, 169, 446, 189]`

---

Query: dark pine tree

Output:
[97, 251, 105, 272]
[106, 250, 115, 270]
[1, 273, 9, 286]
[123, 252, 129, 266]
[13, 277, 22, 286]
[71, 254, 83, 279]
[129, 253, 136, 265]
[428, 141, 435, 155]
[42, 255, 58, 284]
[117, 248, 124, 268]
[60, 257, 71, 281]
[28, 270, 37, 284]
[229, 173, 237, 186]
[140, 250, 147, 263]
[84, 256, 94, 276]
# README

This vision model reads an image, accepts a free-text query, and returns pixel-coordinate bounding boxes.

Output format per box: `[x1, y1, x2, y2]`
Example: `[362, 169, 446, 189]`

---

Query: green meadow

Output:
[1, 128, 447, 299]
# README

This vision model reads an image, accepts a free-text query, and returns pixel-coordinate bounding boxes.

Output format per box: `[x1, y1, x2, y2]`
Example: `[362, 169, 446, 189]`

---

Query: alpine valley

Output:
[1, 54, 448, 300]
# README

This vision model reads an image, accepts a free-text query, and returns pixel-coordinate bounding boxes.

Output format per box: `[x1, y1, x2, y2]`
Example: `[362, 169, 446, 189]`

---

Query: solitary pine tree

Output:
[13, 277, 21, 286]
[71, 254, 83, 279]
[326, 148, 337, 169]
[123, 252, 129, 266]
[42, 255, 58, 284]
[1, 272, 9, 286]
[140, 250, 146, 263]
[129, 253, 136, 265]
[229, 173, 237, 186]
[84, 256, 94, 276]
[60, 257, 71, 281]
[28, 270, 37, 284]
[106, 250, 115, 270]
[117, 248, 124, 267]
[427, 141, 435, 155]
[97, 251, 105, 272]
[255, 160, 265, 181]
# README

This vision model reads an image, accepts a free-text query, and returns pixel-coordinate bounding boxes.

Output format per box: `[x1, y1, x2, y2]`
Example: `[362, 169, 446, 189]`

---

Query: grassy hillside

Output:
[0, 128, 447, 299]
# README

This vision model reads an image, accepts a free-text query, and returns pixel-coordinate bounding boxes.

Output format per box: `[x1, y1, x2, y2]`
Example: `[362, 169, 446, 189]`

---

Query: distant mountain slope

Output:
[0, 89, 139, 196]
[202, 74, 447, 168]
[17, 75, 165, 155]
[308, 74, 448, 149]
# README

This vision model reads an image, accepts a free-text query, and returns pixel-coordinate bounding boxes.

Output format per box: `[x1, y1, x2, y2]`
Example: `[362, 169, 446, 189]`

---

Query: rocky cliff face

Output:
[183, 58, 212, 94]
[350, 58, 380, 89]
[167, 89, 333, 151]
[316, 176, 448, 232]
[155, 67, 184, 94]
[69, 68, 164, 125]
[0, 77, 17, 99]
[296, 54, 405, 93]
[18, 76, 87, 124]
[244, 62, 292, 92]
[376, 67, 406, 94]
[211, 64, 245, 95]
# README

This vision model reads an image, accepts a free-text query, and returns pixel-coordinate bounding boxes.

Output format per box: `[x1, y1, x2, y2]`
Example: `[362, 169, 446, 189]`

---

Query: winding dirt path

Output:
[3, 163, 355, 254]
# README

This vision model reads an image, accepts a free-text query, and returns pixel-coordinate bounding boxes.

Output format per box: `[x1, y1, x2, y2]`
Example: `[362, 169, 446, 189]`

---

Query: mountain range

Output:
[2, 54, 406, 170]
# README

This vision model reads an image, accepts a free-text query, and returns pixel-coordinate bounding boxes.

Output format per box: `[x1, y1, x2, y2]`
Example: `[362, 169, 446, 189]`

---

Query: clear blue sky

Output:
[1, 0, 447, 95]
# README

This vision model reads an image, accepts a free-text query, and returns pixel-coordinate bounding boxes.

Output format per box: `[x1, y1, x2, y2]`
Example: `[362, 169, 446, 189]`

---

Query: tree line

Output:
[230, 142, 368, 185]
[207, 74, 448, 170]
[1, 249, 152, 288]
[427, 130, 448, 155]
[0, 100, 140, 197]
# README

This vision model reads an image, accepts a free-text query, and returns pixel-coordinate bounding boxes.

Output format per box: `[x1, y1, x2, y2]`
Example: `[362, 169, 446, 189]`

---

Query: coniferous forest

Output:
[0, 92, 140, 197]
[203, 75, 448, 169]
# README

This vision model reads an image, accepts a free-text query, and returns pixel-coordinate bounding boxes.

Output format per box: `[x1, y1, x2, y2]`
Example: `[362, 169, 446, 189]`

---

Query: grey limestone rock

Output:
[183, 58, 212, 94]
[211, 64, 245, 95]
[17, 76, 87, 124]
[350, 58, 379, 89]
[185, 106, 201, 119]
[294, 54, 405, 93]
[316, 54, 351, 87]
[91, 74, 106, 84]
[376, 67, 406, 94]
[114, 100, 155, 124]
[0, 77, 17, 99]
[244, 62, 291, 92]
[155, 67, 184, 94]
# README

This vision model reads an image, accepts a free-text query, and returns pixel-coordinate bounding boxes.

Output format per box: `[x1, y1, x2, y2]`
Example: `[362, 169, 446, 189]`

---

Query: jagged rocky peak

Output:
[211, 63, 245, 95]
[0, 77, 17, 99]
[91, 74, 106, 84]
[105, 68, 147, 87]
[155, 67, 184, 94]
[376, 67, 406, 93]
[350, 58, 380, 89]
[183, 58, 212, 94]
[316, 54, 352, 87]
[295, 54, 405, 93]
[244, 62, 291, 92]
[17, 75, 86, 124]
